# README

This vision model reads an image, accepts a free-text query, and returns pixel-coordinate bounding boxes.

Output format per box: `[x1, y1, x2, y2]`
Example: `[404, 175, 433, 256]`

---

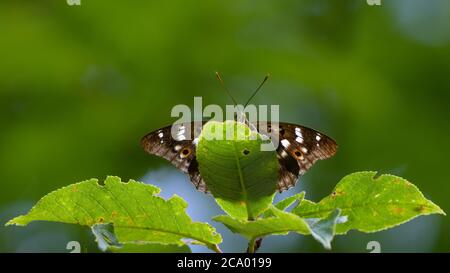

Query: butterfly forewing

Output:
[140, 121, 208, 191]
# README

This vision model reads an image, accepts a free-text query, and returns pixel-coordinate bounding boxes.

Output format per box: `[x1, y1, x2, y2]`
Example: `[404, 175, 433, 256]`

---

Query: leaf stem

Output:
[211, 244, 223, 253]
[247, 238, 256, 253]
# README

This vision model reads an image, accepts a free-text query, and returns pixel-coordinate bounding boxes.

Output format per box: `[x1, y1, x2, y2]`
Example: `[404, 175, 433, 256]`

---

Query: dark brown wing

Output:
[143, 120, 337, 194]
[141, 121, 208, 192]
[255, 122, 338, 192]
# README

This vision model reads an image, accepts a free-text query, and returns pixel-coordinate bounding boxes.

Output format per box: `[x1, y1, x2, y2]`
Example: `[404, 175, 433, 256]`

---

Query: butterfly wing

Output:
[141, 121, 208, 192]
[142, 120, 337, 194]
[255, 122, 338, 192]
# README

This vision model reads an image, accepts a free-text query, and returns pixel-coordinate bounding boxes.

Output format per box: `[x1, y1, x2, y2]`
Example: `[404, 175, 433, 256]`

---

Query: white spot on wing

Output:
[158, 132, 164, 138]
[296, 136, 304, 143]
[295, 127, 303, 138]
[316, 134, 321, 141]
[281, 139, 290, 148]
[301, 147, 308, 154]
[193, 137, 199, 146]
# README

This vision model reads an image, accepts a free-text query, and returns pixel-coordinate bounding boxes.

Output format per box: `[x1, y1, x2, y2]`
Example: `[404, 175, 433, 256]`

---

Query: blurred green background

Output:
[1, 0, 449, 252]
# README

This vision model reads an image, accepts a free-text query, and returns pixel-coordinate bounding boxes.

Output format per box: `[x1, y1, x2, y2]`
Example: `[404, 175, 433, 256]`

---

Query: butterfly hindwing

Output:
[255, 122, 338, 192]
[140, 121, 208, 192]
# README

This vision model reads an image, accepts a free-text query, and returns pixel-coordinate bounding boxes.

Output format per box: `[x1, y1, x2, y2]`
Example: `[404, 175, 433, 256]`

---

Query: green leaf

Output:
[213, 206, 310, 240]
[214, 206, 341, 250]
[92, 223, 191, 253]
[91, 223, 122, 251]
[306, 209, 342, 250]
[197, 121, 278, 220]
[6, 176, 222, 251]
[293, 171, 445, 234]
[274, 192, 305, 211]
[263, 192, 305, 218]
[110, 243, 191, 253]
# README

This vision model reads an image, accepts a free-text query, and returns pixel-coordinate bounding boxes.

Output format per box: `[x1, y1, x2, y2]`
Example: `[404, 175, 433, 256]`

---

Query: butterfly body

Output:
[141, 120, 337, 193]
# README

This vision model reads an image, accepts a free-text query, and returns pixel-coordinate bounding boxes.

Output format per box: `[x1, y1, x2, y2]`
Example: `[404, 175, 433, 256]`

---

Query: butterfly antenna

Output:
[215, 72, 238, 106]
[244, 74, 270, 107]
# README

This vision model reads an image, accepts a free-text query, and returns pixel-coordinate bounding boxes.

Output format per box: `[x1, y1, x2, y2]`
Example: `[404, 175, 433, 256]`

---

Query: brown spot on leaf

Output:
[393, 179, 401, 184]
[331, 190, 345, 199]
[415, 205, 427, 213]
[391, 206, 405, 215]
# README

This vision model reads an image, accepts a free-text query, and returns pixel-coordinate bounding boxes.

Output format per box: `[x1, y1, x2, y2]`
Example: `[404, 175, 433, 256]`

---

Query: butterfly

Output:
[141, 74, 337, 193]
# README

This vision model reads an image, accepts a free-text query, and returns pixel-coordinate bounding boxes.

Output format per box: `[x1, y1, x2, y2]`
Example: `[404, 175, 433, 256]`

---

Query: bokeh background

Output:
[1, 0, 449, 253]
